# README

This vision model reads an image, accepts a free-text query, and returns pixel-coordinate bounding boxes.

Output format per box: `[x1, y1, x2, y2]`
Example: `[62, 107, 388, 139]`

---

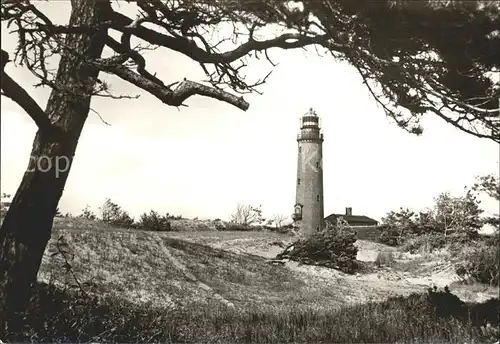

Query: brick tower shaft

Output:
[292, 108, 324, 235]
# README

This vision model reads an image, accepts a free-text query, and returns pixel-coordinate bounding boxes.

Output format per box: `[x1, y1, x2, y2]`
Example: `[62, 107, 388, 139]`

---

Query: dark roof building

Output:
[325, 207, 378, 227]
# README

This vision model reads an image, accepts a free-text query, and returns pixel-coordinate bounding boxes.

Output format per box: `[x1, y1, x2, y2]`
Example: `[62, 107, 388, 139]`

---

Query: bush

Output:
[99, 199, 135, 228]
[212, 219, 227, 231]
[222, 224, 262, 231]
[455, 240, 499, 286]
[378, 225, 402, 246]
[165, 213, 183, 220]
[375, 251, 395, 267]
[378, 187, 484, 250]
[276, 228, 358, 274]
[401, 233, 447, 254]
[137, 210, 172, 231]
[485, 231, 499, 247]
[210, 219, 266, 231]
[78, 205, 97, 221]
[468, 297, 500, 328]
[229, 204, 265, 227]
[267, 223, 294, 234]
[378, 222, 446, 247]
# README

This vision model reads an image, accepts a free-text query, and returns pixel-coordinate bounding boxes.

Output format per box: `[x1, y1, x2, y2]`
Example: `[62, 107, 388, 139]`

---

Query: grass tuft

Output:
[3, 283, 498, 343]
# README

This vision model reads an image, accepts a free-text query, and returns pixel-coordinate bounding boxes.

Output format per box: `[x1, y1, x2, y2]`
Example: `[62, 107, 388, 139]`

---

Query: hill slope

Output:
[38, 218, 448, 311]
[1, 217, 496, 343]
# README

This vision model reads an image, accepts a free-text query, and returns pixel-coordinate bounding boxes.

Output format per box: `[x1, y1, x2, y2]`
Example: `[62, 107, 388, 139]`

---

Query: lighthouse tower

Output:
[292, 108, 325, 235]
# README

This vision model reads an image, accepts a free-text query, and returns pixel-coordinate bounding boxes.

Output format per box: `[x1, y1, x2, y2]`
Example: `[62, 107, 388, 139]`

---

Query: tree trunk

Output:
[0, 0, 110, 338]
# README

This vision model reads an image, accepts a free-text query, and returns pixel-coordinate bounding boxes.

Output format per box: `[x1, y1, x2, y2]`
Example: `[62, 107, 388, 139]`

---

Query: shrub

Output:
[212, 218, 227, 231]
[425, 286, 468, 320]
[432, 190, 483, 238]
[276, 228, 358, 274]
[401, 233, 447, 254]
[468, 297, 500, 328]
[165, 213, 183, 220]
[211, 219, 266, 232]
[379, 188, 484, 250]
[375, 251, 395, 267]
[222, 224, 262, 231]
[378, 225, 402, 246]
[99, 198, 135, 228]
[485, 231, 499, 247]
[268, 224, 294, 234]
[109, 211, 135, 228]
[455, 240, 499, 286]
[77, 205, 97, 221]
[229, 204, 265, 226]
[137, 210, 172, 231]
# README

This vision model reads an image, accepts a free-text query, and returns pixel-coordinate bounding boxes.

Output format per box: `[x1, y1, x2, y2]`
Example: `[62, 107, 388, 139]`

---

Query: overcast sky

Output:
[1, 2, 499, 223]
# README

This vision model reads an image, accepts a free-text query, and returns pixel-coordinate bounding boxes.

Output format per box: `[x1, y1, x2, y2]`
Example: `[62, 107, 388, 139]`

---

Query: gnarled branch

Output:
[94, 62, 249, 110]
[2, 0, 498, 141]
[111, 12, 341, 65]
[1, 49, 58, 133]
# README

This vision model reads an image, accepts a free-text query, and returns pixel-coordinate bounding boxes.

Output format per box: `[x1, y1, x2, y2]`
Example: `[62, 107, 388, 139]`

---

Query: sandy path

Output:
[176, 234, 498, 304]
[154, 238, 235, 308]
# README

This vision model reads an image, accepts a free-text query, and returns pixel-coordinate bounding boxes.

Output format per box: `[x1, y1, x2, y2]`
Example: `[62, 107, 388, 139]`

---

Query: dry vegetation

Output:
[41, 219, 417, 310]
[42, 217, 498, 307]
[17, 279, 499, 343]
[2, 216, 498, 342]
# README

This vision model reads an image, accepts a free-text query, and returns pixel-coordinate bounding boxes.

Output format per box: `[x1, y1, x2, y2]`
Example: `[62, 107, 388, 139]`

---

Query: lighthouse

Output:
[292, 108, 325, 235]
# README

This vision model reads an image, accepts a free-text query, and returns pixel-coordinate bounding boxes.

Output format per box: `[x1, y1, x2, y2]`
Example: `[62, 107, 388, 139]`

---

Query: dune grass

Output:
[5, 281, 498, 343]
[2, 217, 498, 343]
